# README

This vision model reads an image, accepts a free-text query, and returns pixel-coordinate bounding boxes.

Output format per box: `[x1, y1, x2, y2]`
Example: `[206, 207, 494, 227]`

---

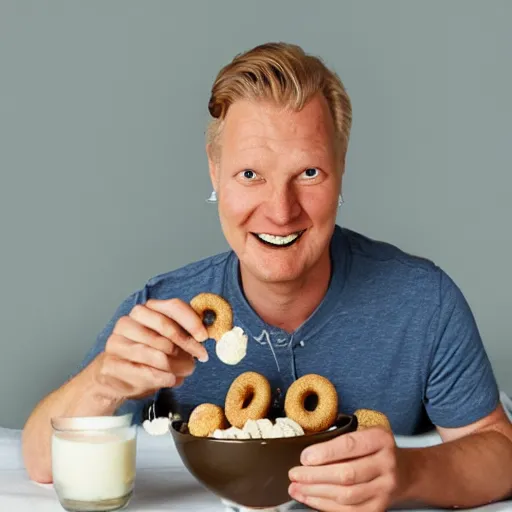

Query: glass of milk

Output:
[51, 414, 137, 511]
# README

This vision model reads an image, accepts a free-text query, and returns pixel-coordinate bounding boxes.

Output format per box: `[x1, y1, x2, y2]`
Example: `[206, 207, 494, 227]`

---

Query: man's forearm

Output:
[21, 356, 122, 484]
[397, 430, 512, 508]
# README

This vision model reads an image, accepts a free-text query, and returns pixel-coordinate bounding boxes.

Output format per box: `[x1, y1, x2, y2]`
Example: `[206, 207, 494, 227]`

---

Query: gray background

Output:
[1, 1, 510, 429]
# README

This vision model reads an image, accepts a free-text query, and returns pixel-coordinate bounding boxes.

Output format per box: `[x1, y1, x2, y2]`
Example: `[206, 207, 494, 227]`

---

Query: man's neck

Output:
[239, 252, 332, 333]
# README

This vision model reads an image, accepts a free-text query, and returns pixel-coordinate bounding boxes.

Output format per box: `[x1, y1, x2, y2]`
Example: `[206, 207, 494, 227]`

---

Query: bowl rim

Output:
[169, 413, 357, 443]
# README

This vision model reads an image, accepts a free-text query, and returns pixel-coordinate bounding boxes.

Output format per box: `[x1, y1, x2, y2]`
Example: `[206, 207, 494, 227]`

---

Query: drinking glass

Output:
[51, 414, 136, 511]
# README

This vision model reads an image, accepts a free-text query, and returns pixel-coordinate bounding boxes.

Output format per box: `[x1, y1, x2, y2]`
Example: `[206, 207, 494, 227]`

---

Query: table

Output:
[2, 393, 511, 512]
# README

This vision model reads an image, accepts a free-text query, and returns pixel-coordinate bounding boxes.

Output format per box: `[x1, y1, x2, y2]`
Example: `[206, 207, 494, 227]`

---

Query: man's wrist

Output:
[78, 356, 125, 413]
[393, 447, 423, 505]
[89, 384, 124, 411]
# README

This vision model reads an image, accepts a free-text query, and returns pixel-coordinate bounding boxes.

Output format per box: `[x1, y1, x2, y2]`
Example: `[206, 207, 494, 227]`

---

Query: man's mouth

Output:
[252, 230, 306, 248]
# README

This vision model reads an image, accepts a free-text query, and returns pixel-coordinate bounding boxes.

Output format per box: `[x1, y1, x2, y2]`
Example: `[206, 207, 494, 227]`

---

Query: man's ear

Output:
[206, 142, 218, 191]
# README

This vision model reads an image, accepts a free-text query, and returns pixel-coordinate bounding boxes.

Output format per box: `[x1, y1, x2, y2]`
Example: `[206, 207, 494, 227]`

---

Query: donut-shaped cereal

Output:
[190, 292, 233, 342]
[225, 372, 272, 428]
[188, 403, 227, 437]
[284, 374, 338, 433]
[354, 409, 391, 432]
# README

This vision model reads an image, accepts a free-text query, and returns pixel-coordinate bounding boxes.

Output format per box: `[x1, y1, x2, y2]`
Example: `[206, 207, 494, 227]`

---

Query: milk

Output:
[52, 427, 136, 502]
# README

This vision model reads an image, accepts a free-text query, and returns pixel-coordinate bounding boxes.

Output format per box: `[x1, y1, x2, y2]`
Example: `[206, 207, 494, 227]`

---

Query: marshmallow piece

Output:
[269, 418, 304, 438]
[216, 327, 248, 365]
[221, 427, 238, 439]
[253, 418, 274, 438]
[242, 418, 275, 438]
[233, 427, 251, 439]
[269, 423, 285, 438]
[276, 417, 305, 436]
[214, 417, 305, 440]
[211, 429, 225, 439]
[142, 417, 170, 436]
[242, 419, 263, 439]
[212, 426, 251, 439]
[270, 423, 293, 438]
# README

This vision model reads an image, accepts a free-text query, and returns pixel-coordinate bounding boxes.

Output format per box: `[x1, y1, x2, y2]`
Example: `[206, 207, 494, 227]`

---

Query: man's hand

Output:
[22, 298, 211, 484]
[92, 298, 210, 402]
[288, 427, 405, 512]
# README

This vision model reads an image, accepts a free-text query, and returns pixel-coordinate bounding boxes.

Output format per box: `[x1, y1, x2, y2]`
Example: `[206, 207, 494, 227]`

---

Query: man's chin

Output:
[243, 260, 305, 285]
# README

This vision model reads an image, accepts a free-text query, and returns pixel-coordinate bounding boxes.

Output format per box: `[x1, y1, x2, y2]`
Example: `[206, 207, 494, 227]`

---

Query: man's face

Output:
[208, 94, 343, 285]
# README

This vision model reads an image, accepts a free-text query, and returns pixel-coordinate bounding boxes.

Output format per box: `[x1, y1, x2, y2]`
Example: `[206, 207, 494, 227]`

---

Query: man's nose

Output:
[264, 186, 301, 225]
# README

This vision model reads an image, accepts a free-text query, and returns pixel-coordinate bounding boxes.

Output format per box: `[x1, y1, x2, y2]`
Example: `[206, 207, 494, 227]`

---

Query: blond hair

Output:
[206, 42, 352, 162]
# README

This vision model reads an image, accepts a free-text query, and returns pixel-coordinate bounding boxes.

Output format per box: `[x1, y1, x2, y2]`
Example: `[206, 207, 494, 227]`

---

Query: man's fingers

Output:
[123, 305, 208, 362]
[97, 354, 178, 394]
[144, 300, 209, 361]
[173, 376, 185, 388]
[289, 492, 341, 512]
[167, 347, 196, 377]
[107, 334, 172, 372]
[288, 489, 381, 512]
[289, 454, 383, 486]
[301, 428, 393, 466]
[145, 298, 209, 342]
[106, 335, 195, 378]
[113, 315, 177, 355]
[289, 476, 386, 506]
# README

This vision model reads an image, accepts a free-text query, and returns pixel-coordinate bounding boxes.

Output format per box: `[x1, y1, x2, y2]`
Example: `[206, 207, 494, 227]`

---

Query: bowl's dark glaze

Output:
[170, 414, 358, 508]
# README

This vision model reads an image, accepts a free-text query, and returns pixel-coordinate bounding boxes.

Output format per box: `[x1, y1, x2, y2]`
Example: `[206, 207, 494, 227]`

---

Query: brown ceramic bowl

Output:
[170, 414, 358, 509]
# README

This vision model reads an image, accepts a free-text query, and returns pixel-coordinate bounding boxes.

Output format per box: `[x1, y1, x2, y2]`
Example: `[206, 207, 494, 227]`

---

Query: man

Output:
[22, 42, 512, 511]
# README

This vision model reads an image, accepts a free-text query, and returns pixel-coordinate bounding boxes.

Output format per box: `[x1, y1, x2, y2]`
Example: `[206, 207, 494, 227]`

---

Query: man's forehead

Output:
[227, 135, 332, 160]
[222, 97, 336, 153]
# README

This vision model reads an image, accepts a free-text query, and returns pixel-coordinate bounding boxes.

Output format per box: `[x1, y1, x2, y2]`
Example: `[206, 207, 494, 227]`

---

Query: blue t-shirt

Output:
[77, 225, 500, 435]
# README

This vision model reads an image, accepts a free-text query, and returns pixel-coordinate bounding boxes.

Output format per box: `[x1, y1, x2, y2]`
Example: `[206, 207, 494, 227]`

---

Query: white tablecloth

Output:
[1, 392, 511, 511]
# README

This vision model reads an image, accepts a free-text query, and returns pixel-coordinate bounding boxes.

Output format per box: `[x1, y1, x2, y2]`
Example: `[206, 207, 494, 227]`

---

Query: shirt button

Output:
[299, 340, 305, 347]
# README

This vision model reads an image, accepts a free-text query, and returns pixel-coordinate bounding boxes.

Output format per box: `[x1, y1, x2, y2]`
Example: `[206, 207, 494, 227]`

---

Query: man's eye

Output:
[242, 169, 257, 180]
[303, 168, 319, 178]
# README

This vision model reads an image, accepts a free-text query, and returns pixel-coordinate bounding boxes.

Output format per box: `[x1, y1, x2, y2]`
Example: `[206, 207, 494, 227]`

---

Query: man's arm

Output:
[397, 404, 512, 508]
[399, 268, 512, 507]
[22, 355, 123, 483]
[22, 295, 207, 484]
[21, 294, 140, 484]
[288, 404, 512, 511]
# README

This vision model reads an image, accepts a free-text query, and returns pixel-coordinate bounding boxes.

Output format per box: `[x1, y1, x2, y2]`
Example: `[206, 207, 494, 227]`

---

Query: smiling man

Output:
[208, 87, 343, 332]
[22, 42, 512, 510]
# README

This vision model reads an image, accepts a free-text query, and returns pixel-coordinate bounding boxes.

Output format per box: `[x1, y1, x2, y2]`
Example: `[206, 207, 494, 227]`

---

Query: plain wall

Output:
[1, 0, 510, 429]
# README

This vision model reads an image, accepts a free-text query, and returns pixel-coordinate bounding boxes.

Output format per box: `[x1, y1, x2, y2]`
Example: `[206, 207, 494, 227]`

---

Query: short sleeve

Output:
[424, 270, 500, 428]
[70, 288, 152, 424]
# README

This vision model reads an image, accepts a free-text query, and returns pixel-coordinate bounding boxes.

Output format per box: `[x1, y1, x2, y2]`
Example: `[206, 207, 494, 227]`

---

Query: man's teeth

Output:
[256, 232, 301, 246]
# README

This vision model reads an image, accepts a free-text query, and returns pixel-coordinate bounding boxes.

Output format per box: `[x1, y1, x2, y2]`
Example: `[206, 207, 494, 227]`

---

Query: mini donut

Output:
[188, 403, 227, 437]
[284, 374, 338, 433]
[225, 371, 272, 428]
[190, 292, 233, 342]
[354, 409, 391, 432]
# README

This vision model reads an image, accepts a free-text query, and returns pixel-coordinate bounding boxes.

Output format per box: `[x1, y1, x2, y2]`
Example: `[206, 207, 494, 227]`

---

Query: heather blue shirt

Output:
[78, 225, 499, 435]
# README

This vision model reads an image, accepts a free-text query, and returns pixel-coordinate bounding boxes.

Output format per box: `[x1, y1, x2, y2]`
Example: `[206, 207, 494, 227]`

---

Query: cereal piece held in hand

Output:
[190, 293, 233, 342]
